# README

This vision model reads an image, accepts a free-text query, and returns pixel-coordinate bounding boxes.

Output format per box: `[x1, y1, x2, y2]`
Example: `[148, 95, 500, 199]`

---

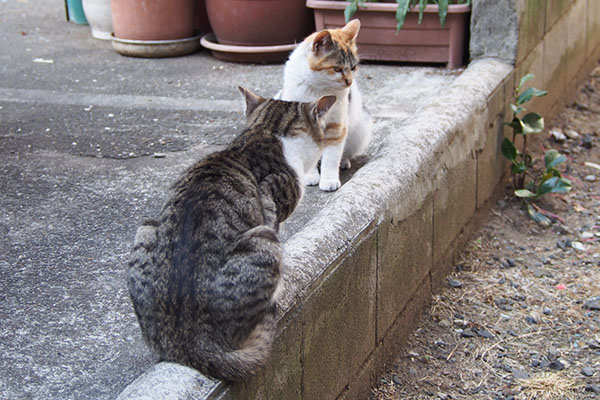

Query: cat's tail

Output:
[194, 313, 277, 382]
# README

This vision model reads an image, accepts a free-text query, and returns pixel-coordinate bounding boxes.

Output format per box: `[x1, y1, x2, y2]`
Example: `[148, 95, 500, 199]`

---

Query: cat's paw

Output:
[306, 171, 321, 186]
[340, 158, 351, 170]
[319, 178, 341, 192]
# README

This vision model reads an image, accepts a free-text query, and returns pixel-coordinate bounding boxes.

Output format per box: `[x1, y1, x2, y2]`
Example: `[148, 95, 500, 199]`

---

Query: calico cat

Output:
[127, 87, 336, 381]
[278, 19, 373, 191]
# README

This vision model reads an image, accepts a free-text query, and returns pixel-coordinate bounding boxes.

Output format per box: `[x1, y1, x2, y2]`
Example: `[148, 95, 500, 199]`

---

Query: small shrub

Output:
[501, 74, 572, 225]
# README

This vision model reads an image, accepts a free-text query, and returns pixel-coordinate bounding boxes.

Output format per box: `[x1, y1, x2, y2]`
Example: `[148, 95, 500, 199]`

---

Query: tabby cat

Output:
[127, 87, 336, 381]
[278, 19, 373, 191]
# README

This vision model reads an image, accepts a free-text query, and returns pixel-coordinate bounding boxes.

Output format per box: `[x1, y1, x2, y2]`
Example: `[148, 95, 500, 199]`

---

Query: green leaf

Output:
[512, 161, 526, 174]
[438, 0, 448, 27]
[418, 0, 426, 24]
[395, 0, 411, 30]
[517, 74, 535, 91]
[504, 117, 524, 134]
[545, 177, 572, 194]
[544, 149, 566, 170]
[521, 112, 544, 134]
[517, 87, 548, 105]
[344, 1, 358, 22]
[515, 189, 536, 198]
[537, 176, 572, 197]
[510, 103, 525, 115]
[501, 138, 517, 161]
[527, 204, 551, 226]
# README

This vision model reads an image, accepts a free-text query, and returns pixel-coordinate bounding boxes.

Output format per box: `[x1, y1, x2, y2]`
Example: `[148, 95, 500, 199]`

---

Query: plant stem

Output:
[517, 134, 527, 188]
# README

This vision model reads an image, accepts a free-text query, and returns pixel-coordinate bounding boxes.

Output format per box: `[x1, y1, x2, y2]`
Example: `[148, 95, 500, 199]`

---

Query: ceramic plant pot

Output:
[195, 0, 212, 33]
[110, 0, 200, 57]
[202, 0, 314, 63]
[82, 0, 113, 40]
[306, 0, 471, 68]
[65, 0, 88, 24]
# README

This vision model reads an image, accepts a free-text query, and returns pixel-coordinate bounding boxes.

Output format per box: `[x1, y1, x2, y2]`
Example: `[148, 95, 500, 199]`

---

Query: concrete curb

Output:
[118, 58, 513, 400]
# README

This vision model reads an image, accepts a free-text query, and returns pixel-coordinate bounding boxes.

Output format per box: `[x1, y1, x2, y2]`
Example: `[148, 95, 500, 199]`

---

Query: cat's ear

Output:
[238, 86, 265, 115]
[308, 95, 337, 122]
[312, 30, 333, 54]
[342, 19, 361, 41]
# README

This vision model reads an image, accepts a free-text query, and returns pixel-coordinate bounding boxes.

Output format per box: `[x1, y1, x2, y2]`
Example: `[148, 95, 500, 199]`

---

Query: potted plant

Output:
[110, 0, 201, 58]
[200, 0, 315, 63]
[82, 0, 112, 40]
[306, 0, 471, 68]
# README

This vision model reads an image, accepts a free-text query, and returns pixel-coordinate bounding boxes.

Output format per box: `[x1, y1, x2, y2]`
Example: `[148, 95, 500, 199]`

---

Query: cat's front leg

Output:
[319, 141, 345, 191]
[305, 165, 321, 186]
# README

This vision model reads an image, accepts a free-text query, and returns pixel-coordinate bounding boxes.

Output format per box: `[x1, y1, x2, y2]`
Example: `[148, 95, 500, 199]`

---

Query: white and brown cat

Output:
[278, 19, 373, 191]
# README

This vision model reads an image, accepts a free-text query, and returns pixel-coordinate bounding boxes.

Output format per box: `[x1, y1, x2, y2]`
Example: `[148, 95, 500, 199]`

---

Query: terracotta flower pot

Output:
[205, 0, 314, 46]
[111, 0, 197, 41]
[110, 0, 200, 57]
[306, 0, 470, 68]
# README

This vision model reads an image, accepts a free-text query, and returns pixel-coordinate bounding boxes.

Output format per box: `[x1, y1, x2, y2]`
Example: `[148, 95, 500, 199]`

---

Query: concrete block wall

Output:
[119, 2, 600, 399]
[513, 0, 600, 118]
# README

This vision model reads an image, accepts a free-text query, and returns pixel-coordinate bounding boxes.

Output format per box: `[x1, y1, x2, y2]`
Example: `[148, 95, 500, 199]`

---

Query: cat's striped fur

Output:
[127, 88, 336, 381]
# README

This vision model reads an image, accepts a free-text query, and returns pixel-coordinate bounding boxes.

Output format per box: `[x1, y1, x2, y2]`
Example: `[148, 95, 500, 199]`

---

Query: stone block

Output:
[374, 274, 432, 370]
[338, 352, 377, 400]
[515, 0, 547, 64]
[301, 232, 377, 400]
[587, 0, 600, 57]
[566, 0, 587, 88]
[432, 151, 476, 269]
[546, 0, 573, 32]
[469, 0, 519, 62]
[477, 83, 507, 209]
[376, 197, 432, 342]
[541, 12, 569, 118]
[223, 317, 304, 400]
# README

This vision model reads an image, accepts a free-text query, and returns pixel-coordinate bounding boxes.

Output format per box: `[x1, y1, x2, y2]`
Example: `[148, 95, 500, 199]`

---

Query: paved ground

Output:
[0, 1, 459, 398]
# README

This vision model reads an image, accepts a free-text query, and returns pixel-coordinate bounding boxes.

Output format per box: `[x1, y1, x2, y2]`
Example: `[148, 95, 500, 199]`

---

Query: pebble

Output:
[461, 329, 477, 338]
[512, 369, 529, 380]
[585, 384, 600, 393]
[581, 231, 594, 240]
[584, 299, 600, 310]
[438, 319, 452, 328]
[543, 307, 552, 315]
[581, 367, 595, 377]
[152, 152, 166, 158]
[585, 174, 597, 182]
[572, 241, 586, 251]
[525, 316, 537, 324]
[556, 238, 572, 250]
[548, 360, 564, 370]
[505, 258, 516, 268]
[564, 129, 580, 139]
[550, 129, 567, 142]
[581, 134, 593, 148]
[548, 349, 560, 361]
[533, 269, 546, 278]
[392, 374, 402, 385]
[475, 328, 494, 339]
[447, 278, 463, 288]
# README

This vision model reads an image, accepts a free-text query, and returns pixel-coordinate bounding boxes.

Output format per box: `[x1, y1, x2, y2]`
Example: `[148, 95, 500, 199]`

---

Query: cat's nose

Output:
[343, 74, 352, 87]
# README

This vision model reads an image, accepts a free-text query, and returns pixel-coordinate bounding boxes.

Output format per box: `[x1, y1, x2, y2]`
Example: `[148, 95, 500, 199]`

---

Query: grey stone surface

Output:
[470, 0, 519, 63]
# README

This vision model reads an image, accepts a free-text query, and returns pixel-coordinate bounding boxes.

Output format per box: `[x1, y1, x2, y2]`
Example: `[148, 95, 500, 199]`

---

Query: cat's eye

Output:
[351, 65, 357, 71]
[333, 66, 342, 73]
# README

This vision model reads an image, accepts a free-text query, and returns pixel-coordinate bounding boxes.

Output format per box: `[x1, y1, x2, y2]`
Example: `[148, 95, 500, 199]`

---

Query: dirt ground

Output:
[372, 65, 600, 400]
